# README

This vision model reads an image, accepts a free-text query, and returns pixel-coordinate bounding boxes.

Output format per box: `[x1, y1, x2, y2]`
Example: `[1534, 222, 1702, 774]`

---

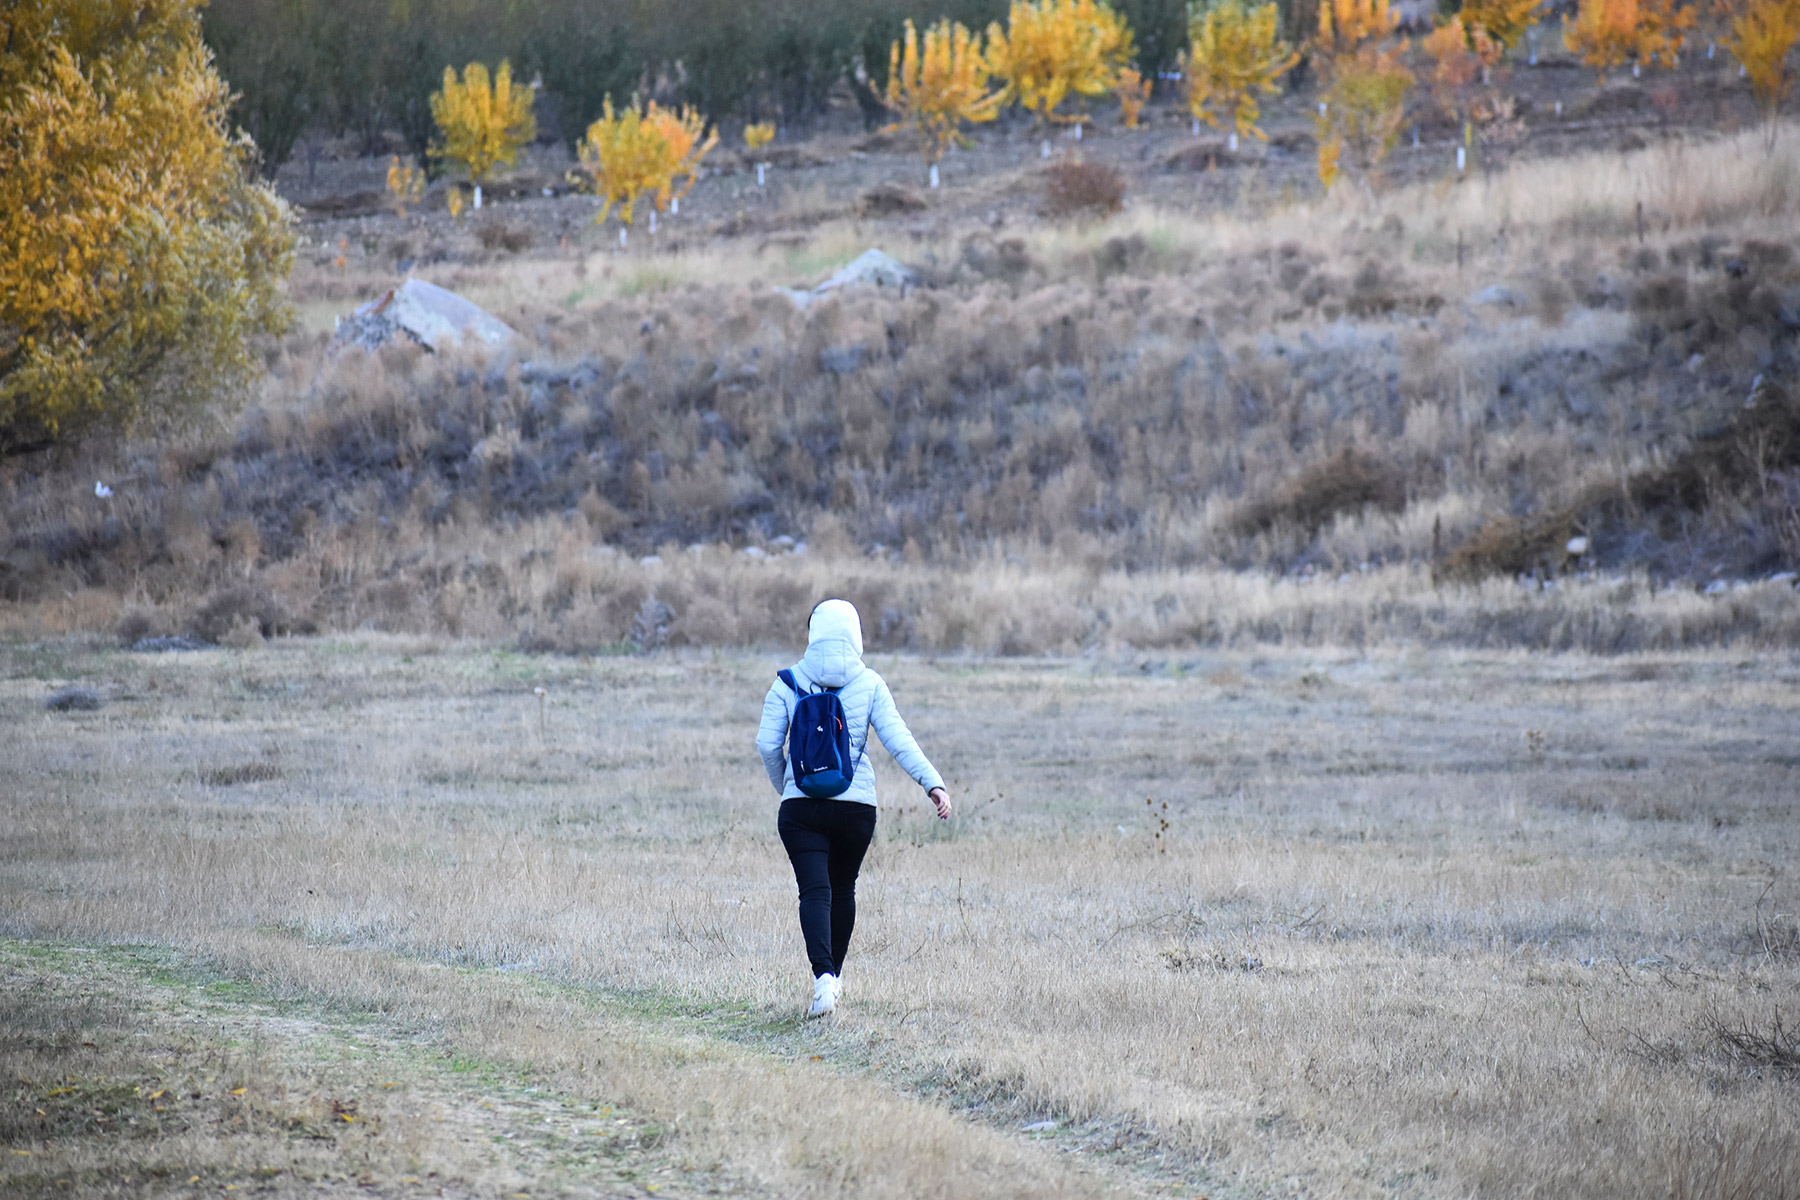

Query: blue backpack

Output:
[779, 669, 858, 798]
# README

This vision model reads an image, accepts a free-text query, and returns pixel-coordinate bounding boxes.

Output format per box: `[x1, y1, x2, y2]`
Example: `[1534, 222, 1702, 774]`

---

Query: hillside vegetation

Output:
[4, 127, 1799, 652]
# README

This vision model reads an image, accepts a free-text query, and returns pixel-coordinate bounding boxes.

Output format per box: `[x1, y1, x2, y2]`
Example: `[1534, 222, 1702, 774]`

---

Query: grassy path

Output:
[1, 937, 1211, 1200]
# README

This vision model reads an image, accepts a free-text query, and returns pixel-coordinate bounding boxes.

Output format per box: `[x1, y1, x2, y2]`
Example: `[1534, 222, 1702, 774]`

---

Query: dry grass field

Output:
[5, 636, 1798, 1197]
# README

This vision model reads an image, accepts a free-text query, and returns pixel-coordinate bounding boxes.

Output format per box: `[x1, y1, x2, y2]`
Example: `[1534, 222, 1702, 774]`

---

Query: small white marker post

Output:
[671, 196, 679, 215]
[1456, 145, 1466, 172]
[649, 209, 656, 234]
[1555, 100, 1562, 117]
[929, 163, 939, 188]
[619, 227, 627, 248]
[1192, 117, 1200, 136]
[1228, 131, 1238, 152]
[1708, 41, 1714, 59]
[473, 184, 483, 210]
[1412, 126, 1420, 148]
[1632, 62, 1640, 77]
[1041, 139, 1051, 158]
[1074, 121, 1082, 142]
[1319, 101, 1328, 116]
[756, 162, 766, 186]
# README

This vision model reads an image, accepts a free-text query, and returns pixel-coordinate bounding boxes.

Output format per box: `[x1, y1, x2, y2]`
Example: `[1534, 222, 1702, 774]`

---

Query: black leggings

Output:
[777, 797, 877, 979]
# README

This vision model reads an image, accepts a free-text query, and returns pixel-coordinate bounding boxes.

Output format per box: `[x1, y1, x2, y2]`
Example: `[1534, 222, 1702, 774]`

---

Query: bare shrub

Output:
[476, 218, 533, 254]
[1044, 160, 1124, 219]
[199, 762, 282, 787]
[856, 183, 927, 217]
[193, 586, 300, 642]
[1703, 1008, 1800, 1074]
[1233, 449, 1408, 537]
[44, 687, 103, 712]
[219, 615, 266, 650]
[116, 607, 165, 646]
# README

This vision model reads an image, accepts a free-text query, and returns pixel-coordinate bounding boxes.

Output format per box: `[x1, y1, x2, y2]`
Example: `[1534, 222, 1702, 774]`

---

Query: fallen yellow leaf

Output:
[230, 1088, 246, 1096]
[148, 1089, 165, 1100]
[188, 1176, 200, 1184]
[10, 1150, 29, 1156]
[339, 1113, 355, 1122]
[46, 1087, 74, 1096]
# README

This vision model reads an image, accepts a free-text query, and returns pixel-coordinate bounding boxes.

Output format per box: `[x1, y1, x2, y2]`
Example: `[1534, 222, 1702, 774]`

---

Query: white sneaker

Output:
[808, 973, 839, 1017]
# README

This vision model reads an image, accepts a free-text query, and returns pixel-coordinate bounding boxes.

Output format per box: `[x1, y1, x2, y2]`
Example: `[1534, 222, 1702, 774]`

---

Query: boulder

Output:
[780, 249, 917, 309]
[335, 279, 517, 352]
[1469, 284, 1524, 309]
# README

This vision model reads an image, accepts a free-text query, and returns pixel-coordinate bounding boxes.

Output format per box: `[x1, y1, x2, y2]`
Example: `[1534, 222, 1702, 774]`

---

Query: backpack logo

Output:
[779, 669, 857, 798]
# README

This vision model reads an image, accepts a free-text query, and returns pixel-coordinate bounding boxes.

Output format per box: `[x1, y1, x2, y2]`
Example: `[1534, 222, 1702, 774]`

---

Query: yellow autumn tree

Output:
[429, 61, 537, 202]
[1115, 66, 1152, 126]
[386, 156, 425, 216]
[0, 0, 293, 456]
[1424, 16, 1503, 124]
[1317, 0, 1398, 53]
[1721, 0, 1800, 132]
[573, 98, 717, 227]
[1565, 0, 1694, 76]
[986, 0, 1136, 127]
[1187, 0, 1300, 139]
[1315, 46, 1413, 190]
[1459, 0, 1544, 49]
[885, 18, 1002, 162]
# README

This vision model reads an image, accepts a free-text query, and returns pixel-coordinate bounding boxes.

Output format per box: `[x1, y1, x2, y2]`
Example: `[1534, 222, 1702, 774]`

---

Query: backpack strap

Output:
[779, 669, 844, 697]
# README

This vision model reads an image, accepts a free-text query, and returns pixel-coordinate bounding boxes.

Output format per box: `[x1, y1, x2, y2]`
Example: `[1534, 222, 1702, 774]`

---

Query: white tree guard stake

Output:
[1413, 126, 1420, 147]
[1228, 131, 1238, 152]
[1192, 117, 1200, 135]
[619, 227, 627, 248]
[671, 196, 679, 215]
[1555, 100, 1562, 117]
[1633, 62, 1640, 77]
[649, 209, 656, 234]
[1319, 101, 1328, 116]
[1457, 145, 1466, 172]
[1041, 139, 1051, 158]
[929, 163, 939, 188]
[757, 162, 766, 186]
[1073, 122, 1082, 141]
[473, 184, 483, 210]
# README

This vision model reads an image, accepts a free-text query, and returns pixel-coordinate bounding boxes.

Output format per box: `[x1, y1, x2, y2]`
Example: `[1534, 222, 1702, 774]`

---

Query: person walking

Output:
[757, 598, 951, 1017]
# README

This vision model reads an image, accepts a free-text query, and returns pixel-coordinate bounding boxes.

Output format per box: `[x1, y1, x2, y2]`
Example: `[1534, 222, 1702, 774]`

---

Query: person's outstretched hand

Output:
[928, 787, 952, 820]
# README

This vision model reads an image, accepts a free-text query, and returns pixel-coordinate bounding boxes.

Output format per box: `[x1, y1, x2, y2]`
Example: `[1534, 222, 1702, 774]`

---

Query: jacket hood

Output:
[798, 598, 865, 689]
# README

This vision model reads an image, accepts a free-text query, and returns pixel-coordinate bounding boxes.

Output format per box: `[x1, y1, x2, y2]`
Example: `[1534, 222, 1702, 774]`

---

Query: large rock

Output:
[780, 248, 917, 309]
[335, 279, 517, 352]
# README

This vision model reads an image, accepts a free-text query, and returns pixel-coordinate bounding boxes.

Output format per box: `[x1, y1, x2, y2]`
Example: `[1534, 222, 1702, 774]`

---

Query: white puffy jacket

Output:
[756, 599, 945, 808]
